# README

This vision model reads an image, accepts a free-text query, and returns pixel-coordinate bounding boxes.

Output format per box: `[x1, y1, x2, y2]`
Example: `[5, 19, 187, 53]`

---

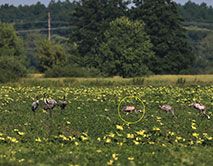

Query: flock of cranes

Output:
[32, 94, 210, 120]
[31, 93, 67, 117]
[121, 102, 210, 120]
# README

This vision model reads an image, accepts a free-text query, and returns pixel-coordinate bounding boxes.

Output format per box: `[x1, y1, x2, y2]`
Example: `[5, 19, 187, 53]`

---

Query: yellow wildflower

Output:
[66, 121, 71, 124]
[176, 136, 182, 140]
[18, 159, 24, 162]
[35, 138, 41, 142]
[128, 157, 134, 160]
[117, 142, 123, 146]
[107, 160, 113, 165]
[192, 133, 199, 138]
[18, 131, 25, 136]
[153, 127, 160, 131]
[196, 140, 202, 144]
[116, 132, 123, 137]
[207, 137, 212, 140]
[106, 138, 111, 143]
[97, 137, 101, 141]
[80, 136, 88, 141]
[127, 133, 134, 139]
[108, 133, 115, 138]
[69, 136, 75, 141]
[136, 130, 145, 135]
[203, 133, 208, 137]
[133, 140, 140, 145]
[0, 137, 5, 141]
[116, 125, 123, 131]
[112, 153, 118, 160]
[96, 150, 102, 153]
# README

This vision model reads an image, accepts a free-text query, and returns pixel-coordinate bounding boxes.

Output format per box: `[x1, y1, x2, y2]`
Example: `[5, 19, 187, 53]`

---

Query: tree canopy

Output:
[131, 0, 194, 74]
[0, 0, 213, 76]
[0, 21, 24, 58]
[35, 40, 69, 72]
[69, 0, 129, 67]
[98, 16, 154, 77]
[0, 21, 27, 82]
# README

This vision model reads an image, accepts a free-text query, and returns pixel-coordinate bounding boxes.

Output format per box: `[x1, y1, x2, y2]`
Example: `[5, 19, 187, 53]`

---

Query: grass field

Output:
[0, 76, 213, 165]
[11, 74, 213, 87]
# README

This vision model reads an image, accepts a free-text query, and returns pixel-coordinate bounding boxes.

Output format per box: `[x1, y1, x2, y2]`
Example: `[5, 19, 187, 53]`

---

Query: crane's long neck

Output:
[204, 112, 210, 120]
[44, 93, 48, 104]
[36, 96, 39, 103]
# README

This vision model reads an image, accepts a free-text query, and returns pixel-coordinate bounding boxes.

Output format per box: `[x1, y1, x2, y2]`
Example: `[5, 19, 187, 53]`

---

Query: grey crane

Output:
[121, 105, 142, 115]
[32, 96, 39, 116]
[43, 93, 57, 108]
[43, 93, 57, 117]
[59, 96, 68, 110]
[159, 105, 177, 119]
[189, 102, 210, 120]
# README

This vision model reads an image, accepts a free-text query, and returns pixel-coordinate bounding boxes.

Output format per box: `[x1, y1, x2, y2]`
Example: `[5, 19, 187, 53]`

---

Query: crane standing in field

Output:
[159, 105, 177, 119]
[59, 96, 68, 110]
[121, 105, 142, 115]
[43, 93, 57, 108]
[189, 102, 210, 120]
[31, 96, 39, 116]
[43, 93, 57, 117]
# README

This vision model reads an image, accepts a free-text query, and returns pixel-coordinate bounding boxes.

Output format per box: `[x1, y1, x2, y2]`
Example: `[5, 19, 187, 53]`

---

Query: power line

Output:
[16, 26, 73, 33]
[12, 21, 70, 25]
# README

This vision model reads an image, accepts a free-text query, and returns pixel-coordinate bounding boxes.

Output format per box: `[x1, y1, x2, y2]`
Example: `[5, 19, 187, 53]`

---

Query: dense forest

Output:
[0, 0, 212, 80]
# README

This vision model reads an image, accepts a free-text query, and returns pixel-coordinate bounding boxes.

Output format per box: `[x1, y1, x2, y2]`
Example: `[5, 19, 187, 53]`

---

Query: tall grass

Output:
[3, 74, 213, 87]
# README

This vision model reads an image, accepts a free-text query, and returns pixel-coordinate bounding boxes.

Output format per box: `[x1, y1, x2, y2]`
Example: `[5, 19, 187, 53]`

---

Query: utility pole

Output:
[48, 12, 51, 41]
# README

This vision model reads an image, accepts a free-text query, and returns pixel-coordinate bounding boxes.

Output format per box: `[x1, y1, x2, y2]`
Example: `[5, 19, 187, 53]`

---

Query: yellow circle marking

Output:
[118, 96, 145, 124]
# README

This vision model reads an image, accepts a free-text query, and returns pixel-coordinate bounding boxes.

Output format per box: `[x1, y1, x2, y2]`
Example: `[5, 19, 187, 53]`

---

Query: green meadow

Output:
[0, 75, 213, 165]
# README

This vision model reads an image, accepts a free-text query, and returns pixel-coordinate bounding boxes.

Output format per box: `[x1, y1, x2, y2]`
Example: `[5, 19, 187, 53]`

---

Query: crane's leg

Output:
[49, 109, 52, 118]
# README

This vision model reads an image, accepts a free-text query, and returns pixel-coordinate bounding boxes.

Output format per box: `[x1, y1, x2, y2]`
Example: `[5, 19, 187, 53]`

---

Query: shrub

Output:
[44, 64, 102, 78]
[0, 56, 27, 83]
[176, 78, 186, 85]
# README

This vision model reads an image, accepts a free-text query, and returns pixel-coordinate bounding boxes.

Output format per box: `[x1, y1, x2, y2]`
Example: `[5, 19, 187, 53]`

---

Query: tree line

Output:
[0, 0, 213, 81]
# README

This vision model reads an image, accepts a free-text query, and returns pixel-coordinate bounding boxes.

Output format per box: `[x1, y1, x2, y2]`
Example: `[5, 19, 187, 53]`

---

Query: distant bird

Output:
[189, 102, 210, 120]
[59, 96, 68, 110]
[43, 101, 55, 117]
[43, 93, 57, 109]
[159, 105, 177, 119]
[121, 105, 142, 115]
[32, 96, 39, 116]
[43, 93, 57, 117]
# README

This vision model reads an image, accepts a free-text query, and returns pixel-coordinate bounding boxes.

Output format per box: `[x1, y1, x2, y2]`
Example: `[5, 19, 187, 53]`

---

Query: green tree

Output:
[35, 40, 69, 72]
[0, 21, 27, 82]
[0, 56, 27, 83]
[194, 32, 213, 74]
[69, 0, 129, 67]
[0, 21, 24, 59]
[178, 1, 213, 22]
[131, 0, 194, 74]
[97, 16, 154, 77]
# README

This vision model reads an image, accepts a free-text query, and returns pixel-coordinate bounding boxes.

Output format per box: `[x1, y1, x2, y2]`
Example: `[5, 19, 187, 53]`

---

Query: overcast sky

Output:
[0, 0, 212, 7]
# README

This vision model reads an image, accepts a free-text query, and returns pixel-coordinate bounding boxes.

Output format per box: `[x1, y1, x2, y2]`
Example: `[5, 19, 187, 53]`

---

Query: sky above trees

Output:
[0, 0, 212, 7]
